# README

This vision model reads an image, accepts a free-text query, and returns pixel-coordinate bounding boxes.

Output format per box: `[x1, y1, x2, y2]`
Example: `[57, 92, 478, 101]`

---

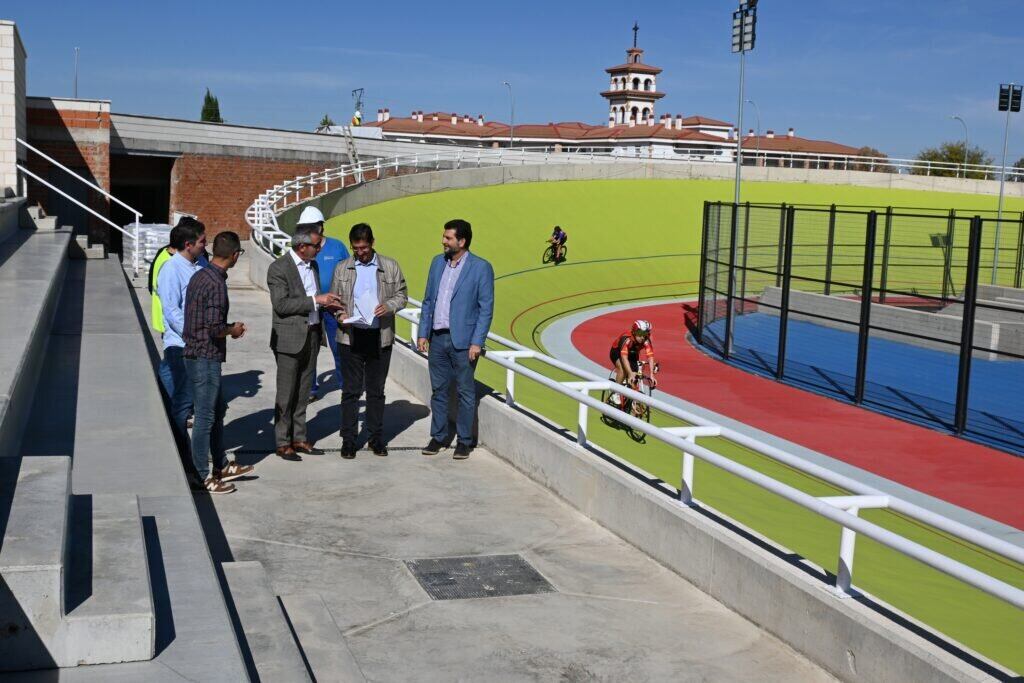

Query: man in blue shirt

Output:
[297, 206, 349, 401]
[156, 217, 207, 459]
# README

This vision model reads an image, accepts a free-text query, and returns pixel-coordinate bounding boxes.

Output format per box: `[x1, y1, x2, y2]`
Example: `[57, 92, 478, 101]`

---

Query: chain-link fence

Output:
[697, 201, 1024, 455]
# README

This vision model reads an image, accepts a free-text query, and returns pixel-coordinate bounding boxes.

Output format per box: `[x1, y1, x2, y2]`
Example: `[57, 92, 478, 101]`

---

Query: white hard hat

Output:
[298, 206, 325, 224]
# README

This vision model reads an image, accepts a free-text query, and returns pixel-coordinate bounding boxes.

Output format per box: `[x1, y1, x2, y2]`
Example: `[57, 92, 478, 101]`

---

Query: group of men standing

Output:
[153, 208, 494, 494]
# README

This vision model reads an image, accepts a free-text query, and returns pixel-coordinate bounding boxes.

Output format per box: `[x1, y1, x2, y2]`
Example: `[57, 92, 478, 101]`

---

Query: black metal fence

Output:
[697, 201, 1024, 456]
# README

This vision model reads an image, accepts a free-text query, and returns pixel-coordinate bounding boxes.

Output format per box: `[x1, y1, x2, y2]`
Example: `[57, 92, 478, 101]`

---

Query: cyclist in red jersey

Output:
[609, 320, 658, 406]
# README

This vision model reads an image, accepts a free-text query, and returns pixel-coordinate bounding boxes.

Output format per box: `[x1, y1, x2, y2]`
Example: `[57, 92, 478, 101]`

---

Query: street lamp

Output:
[950, 115, 968, 179]
[994, 83, 1022, 284]
[746, 98, 761, 163]
[731, 0, 757, 204]
[503, 81, 515, 149]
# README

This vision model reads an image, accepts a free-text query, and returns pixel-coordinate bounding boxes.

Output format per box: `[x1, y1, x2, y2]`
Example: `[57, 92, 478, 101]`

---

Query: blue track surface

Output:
[703, 313, 1024, 455]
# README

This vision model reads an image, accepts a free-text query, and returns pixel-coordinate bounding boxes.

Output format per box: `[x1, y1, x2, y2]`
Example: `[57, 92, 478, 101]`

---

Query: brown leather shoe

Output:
[292, 441, 325, 455]
[275, 445, 302, 461]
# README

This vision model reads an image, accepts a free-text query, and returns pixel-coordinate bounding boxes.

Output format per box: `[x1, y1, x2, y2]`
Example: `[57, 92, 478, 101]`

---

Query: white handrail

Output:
[245, 147, 1024, 263]
[392, 300, 1024, 614]
[16, 137, 142, 274]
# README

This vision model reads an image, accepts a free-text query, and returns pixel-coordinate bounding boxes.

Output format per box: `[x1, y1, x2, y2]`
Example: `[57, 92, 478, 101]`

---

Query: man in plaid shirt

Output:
[183, 230, 254, 494]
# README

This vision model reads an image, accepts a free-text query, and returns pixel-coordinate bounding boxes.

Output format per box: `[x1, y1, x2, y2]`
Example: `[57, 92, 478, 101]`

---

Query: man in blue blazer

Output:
[417, 219, 495, 459]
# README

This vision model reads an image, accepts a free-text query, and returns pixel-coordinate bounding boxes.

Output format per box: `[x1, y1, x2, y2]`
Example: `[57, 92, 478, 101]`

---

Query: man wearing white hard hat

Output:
[296, 206, 349, 402]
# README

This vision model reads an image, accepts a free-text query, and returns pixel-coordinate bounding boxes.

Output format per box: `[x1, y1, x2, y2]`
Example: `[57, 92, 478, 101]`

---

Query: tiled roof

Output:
[600, 90, 666, 100]
[360, 114, 863, 154]
[605, 63, 662, 75]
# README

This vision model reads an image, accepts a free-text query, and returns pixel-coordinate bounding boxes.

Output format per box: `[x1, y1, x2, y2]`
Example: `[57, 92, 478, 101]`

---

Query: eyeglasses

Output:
[236, 248, 245, 256]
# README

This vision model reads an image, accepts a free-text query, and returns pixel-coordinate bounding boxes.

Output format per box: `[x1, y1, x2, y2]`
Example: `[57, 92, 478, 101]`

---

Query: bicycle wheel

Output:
[542, 244, 555, 264]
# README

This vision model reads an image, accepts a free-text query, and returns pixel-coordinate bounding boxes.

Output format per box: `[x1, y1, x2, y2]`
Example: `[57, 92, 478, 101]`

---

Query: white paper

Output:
[343, 290, 377, 325]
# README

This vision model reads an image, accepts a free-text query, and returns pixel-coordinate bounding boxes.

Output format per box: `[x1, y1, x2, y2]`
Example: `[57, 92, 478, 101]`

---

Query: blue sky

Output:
[6, 0, 1023, 161]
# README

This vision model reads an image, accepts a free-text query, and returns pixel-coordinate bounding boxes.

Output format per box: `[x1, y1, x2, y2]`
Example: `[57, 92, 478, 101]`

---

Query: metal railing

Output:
[16, 138, 142, 274]
[246, 147, 1024, 261]
[391, 299, 1024, 613]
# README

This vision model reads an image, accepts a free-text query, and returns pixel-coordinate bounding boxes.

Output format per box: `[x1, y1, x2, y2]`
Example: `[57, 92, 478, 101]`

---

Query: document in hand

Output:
[343, 289, 377, 326]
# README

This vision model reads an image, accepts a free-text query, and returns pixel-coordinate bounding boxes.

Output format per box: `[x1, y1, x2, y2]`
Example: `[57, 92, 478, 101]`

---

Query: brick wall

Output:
[0, 21, 27, 197]
[169, 154, 334, 240]
[25, 99, 111, 244]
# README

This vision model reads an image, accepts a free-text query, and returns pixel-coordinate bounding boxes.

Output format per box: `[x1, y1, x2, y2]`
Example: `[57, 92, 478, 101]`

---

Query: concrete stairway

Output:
[20, 204, 105, 259]
[0, 202, 246, 677]
[0, 203, 155, 671]
[224, 561, 365, 682]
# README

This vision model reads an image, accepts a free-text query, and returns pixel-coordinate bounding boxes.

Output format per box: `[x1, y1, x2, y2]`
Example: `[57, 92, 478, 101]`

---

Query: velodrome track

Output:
[324, 178, 1024, 670]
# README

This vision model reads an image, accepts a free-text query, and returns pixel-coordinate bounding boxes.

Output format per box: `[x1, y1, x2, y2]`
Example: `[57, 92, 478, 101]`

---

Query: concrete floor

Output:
[195, 261, 835, 682]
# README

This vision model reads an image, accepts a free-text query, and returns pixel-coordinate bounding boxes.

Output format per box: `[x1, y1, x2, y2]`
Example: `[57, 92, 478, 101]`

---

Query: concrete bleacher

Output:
[0, 204, 247, 677]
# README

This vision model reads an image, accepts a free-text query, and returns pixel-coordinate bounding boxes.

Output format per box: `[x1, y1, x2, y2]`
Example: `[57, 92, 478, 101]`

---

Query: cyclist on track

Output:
[547, 225, 568, 263]
[609, 320, 658, 407]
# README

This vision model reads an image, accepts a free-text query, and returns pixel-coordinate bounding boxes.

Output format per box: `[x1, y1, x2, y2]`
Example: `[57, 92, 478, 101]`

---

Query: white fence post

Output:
[836, 507, 860, 596]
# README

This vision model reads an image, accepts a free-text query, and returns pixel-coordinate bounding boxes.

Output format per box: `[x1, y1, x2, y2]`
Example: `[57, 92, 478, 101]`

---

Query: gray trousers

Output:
[274, 326, 320, 447]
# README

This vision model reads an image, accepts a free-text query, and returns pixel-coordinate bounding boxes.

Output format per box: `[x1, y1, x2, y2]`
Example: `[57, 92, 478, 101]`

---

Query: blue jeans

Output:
[185, 357, 227, 480]
[312, 313, 344, 394]
[162, 346, 193, 452]
[428, 331, 477, 446]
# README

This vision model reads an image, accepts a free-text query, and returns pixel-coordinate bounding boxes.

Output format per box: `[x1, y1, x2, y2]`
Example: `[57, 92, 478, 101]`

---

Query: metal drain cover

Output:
[406, 554, 555, 600]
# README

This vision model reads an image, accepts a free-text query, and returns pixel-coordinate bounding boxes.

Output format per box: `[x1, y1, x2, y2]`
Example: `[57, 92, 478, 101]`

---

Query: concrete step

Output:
[280, 593, 366, 683]
[68, 235, 105, 260]
[0, 229, 72, 456]
[59, 494, 155, 667]
[223, 561, 311, 683]
[0, 456, 72, 671]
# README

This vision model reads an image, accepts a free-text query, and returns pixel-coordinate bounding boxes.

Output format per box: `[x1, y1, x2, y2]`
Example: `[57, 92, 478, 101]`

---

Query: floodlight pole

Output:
[503, 81, 515, 149]
[73, 47, 79, 99]
[746, 98, 761, 162]
[993, 84, 1014, 285]
[733, 52, 746, 205]
[950, 115, 967, 179]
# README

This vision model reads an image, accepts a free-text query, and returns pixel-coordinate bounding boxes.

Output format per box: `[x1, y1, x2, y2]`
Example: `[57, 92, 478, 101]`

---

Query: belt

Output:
[432, 328, 450, 335]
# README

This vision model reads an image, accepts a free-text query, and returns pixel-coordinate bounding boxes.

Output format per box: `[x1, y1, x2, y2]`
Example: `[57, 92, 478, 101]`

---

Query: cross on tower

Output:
[632, 22, 639, 48]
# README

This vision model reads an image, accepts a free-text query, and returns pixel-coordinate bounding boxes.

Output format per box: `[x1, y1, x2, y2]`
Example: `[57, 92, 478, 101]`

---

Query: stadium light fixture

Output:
[994, 83, 1021, 283]
[732, 0, 757, 205]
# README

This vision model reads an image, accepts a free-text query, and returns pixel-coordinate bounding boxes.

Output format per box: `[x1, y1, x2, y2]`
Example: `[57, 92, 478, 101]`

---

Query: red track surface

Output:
[572, 302, 1024, 530]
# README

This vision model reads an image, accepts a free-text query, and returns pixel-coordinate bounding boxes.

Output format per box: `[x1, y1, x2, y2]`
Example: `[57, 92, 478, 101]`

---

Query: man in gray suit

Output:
[268, 224, 342, 461]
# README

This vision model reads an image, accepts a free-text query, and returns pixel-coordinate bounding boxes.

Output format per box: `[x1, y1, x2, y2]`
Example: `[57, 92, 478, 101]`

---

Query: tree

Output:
[849, 146, 890, 173]
[318, 113, 336, 129]
[201, 88, 223, 123]
[1009, 156, 1024, 183]
[913, 141, 991, 179]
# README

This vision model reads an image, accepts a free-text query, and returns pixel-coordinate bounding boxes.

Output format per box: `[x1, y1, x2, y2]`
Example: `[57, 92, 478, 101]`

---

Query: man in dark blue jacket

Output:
[416, 219, 494, 460]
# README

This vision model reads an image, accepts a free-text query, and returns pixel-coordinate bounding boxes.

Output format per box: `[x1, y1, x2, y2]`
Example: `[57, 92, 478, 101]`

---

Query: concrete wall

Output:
[0, 20, 27, 198]
[757, 287, 1023, 360]
[385, 341, 1005, 683]
[0, 195, 23, 244]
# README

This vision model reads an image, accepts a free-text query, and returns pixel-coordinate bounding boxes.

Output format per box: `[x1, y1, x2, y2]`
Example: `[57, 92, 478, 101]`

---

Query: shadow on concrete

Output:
[222, 369, 264, 404]
[64, 495, 93, 614]
[192, 494, 235, 565]
[141, 515, 176, 657]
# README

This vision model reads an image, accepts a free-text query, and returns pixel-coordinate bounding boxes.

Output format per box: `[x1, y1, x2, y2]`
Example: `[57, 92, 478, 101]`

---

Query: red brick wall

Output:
[25, 106, 111, 245]
[169, 154, 336, 240]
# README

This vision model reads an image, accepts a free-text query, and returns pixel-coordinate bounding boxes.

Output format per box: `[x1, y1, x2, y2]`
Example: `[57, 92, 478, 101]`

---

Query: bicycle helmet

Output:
[631, 319, 652, 337]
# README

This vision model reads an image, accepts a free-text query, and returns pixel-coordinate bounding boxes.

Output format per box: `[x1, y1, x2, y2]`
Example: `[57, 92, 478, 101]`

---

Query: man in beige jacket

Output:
[330, 223, 408, 458]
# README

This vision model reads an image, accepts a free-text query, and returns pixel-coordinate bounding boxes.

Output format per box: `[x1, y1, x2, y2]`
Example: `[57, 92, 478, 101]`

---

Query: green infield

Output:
[325, 178, 1024, 672]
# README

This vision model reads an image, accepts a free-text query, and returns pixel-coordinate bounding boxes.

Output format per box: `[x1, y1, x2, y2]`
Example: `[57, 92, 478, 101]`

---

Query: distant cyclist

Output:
[547, 225, 568, 263]
[609, 320, 658, 407]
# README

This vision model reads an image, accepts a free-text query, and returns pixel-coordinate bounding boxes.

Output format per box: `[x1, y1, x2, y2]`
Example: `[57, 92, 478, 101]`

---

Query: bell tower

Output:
[601, 23, 664, 127]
